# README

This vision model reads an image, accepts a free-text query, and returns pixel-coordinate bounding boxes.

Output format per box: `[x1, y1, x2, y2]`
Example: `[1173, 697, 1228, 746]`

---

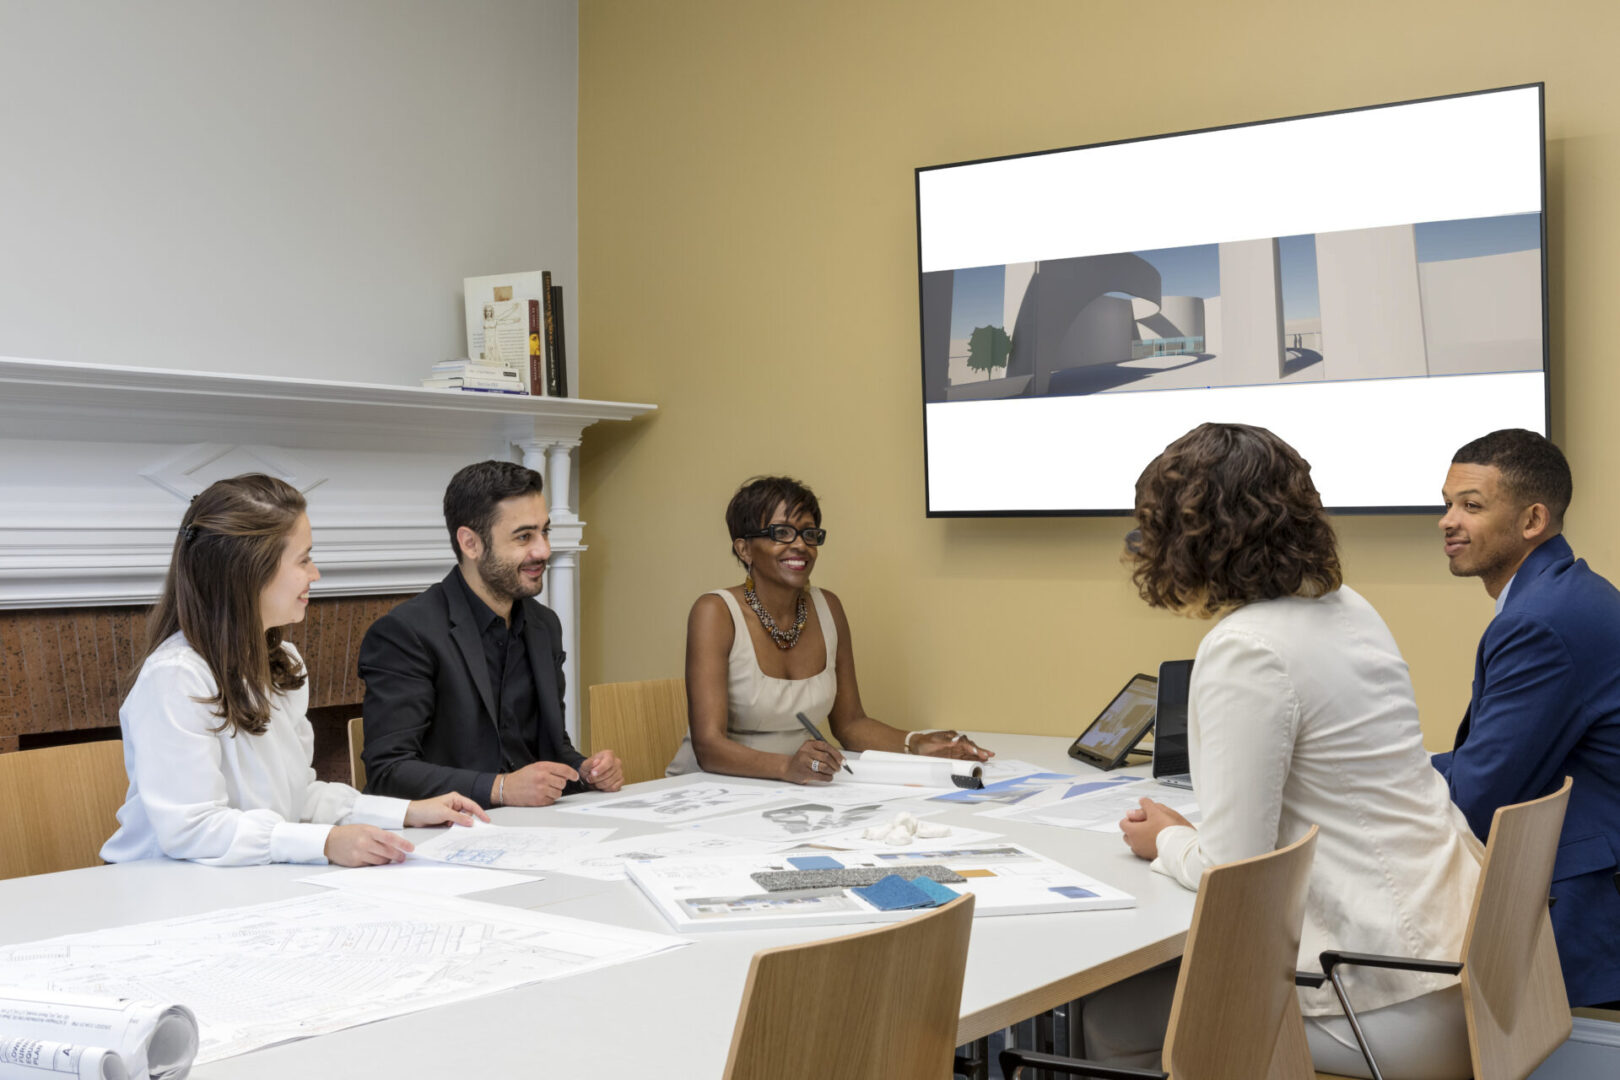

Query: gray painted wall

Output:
[0, 0, 578, 387]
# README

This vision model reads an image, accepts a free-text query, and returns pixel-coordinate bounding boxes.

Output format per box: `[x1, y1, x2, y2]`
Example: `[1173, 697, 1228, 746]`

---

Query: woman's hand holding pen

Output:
[783, 739, 843, 784]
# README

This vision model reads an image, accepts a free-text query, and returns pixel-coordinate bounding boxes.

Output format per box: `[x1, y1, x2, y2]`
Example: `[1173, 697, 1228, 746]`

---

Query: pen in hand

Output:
[794, 712, 854, 774]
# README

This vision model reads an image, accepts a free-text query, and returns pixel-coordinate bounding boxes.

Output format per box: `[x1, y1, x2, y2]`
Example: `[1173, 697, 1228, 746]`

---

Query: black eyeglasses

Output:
[742, 524, 828, 546]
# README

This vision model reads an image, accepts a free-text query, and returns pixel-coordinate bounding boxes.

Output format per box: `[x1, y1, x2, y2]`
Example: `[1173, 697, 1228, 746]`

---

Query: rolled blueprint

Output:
[0, 991, 197, 1080]
[0, 1037, 128, 1080]
[841, 749, 983, 788]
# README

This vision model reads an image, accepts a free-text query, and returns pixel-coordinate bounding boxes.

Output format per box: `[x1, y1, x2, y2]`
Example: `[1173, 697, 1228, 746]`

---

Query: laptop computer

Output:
[1151, 659, 1195, 790]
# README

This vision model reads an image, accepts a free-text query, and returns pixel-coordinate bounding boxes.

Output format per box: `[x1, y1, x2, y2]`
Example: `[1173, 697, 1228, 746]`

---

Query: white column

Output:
[515, 437, 587, 745]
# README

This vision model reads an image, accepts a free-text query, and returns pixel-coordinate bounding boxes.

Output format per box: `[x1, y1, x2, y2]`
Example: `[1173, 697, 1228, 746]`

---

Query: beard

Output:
[477, 546, 546, 602]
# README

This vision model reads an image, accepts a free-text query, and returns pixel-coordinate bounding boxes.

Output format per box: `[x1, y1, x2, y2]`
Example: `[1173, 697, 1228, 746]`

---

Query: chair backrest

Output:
[347, 717, 366, 791]
[1461, 777, 1573, 1080]
[0, 741, 128, 880]
[587, 678, 688, 785]
[1162, 825, 1319, 1080]
[723, 893, 975, 1080]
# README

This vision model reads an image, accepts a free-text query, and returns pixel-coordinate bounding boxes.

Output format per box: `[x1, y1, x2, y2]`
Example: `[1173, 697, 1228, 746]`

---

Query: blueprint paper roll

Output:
[841, 750, 983, 788]
[0, 991, 197, 1080]
[0, 1036, 128, 1080]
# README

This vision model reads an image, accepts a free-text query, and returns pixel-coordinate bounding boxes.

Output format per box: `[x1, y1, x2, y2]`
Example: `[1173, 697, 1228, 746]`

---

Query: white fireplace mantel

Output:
[0, 356, 656, 740]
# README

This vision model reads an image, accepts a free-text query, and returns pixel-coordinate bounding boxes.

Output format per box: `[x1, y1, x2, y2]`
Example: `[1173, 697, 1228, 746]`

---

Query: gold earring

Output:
[744, 566, 755, 592]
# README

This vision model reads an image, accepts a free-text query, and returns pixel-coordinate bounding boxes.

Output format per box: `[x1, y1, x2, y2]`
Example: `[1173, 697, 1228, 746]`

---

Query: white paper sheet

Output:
[787, 780, 930, 805]
[684, 799, 902, 844]
[975, 758, 1067, 784]
[974, 776, 1139, 820]
[527, 831, 781, 881]
[408, 821, 614, 871]
[799, 822, 1004, 852]
[626, 843, 1134, 932]
[300, 862, 538, 896]
[0, 891, 687, 1065]
[563, 781, 791, 823]
[1029, 779, 1202, 832]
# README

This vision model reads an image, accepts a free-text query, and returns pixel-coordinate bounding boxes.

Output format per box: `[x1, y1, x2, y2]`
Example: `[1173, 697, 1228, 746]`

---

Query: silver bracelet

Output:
[497, 774, 506, 806]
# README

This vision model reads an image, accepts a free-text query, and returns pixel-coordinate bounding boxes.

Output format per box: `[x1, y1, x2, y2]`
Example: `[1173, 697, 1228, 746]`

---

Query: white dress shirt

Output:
[101, 633, 408, 866]
[1152, 587, 1483, 1015]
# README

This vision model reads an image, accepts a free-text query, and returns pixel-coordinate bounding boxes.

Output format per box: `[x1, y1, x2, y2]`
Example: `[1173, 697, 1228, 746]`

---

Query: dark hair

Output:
[134, 474, 308, 736]
[1129, 423, 1342, 618]
[1451, 428, 1571, 527]
[443, 460, 545, 560]
[725, 476, 821, 566]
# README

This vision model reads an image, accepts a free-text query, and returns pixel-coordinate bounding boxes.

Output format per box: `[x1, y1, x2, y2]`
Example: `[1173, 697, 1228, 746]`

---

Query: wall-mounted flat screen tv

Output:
[916, 84, 1548, 515]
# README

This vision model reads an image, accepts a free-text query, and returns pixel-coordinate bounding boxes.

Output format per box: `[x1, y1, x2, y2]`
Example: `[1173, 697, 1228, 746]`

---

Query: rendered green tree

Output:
[966, 325, 1011, 380]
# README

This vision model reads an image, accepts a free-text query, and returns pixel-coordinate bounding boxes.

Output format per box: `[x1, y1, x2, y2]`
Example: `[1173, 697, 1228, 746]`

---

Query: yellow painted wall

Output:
[576, 0, 1620, 751]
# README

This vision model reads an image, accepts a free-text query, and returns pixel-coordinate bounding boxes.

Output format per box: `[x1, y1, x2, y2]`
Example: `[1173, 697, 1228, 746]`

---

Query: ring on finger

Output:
[810, 759, 820, 773]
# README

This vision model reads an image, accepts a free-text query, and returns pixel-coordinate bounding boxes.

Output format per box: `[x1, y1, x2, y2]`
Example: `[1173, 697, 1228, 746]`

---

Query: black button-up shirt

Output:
[452, 568, 539, 773]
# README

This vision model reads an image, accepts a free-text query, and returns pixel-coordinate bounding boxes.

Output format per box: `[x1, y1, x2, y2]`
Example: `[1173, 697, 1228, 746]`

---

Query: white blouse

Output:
[101, 633, 408, 866]
[1151, 587, 1483, 1016]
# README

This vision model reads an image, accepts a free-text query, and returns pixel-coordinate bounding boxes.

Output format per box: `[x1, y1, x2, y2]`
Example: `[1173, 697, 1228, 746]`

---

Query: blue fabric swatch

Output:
[787, 856, 843, 870]
[852, 874, 936, 911]
[1049, 885, 1097, 899]
[911, 877, 959, 905]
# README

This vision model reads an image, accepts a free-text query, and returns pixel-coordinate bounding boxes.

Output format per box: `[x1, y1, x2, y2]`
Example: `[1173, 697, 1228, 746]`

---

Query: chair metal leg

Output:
[953, 1035, 990, 1080]
[1327, 966, 1384, 1080]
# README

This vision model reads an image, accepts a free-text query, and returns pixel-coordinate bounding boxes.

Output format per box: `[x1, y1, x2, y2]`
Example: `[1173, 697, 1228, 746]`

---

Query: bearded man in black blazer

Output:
[359, 460, 623, 808]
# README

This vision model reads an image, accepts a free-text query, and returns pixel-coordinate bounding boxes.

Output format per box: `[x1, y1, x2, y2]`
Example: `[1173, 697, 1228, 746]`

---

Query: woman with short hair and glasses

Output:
[667, 475, 991, 781]
[1105, 423, 1481, 1079]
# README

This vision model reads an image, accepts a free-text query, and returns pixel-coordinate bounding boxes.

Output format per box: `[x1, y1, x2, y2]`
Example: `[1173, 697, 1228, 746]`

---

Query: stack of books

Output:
[460, 270, 570, 398]
[420, 359, 529, 395]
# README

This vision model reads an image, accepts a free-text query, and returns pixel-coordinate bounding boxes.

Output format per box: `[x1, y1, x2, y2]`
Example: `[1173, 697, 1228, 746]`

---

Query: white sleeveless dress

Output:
[665, 587, 839, 775]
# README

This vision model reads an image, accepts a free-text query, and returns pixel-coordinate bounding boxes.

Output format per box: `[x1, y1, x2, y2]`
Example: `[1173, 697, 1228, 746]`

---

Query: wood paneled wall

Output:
[0, 596, 414, 754]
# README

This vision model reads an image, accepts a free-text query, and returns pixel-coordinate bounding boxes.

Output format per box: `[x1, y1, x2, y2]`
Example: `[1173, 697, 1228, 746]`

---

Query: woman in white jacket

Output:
[1115, 423, 1482, 1080]
[102, 474, 485, 867]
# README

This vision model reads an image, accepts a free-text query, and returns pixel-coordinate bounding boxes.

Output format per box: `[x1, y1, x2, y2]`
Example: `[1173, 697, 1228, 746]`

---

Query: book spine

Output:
[550, 284, 569, 398]
[528, 299, 545, 396]
[541, 271, 556, 400]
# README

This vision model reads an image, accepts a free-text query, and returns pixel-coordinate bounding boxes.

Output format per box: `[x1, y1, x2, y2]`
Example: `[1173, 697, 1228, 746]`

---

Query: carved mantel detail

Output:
[0, 356, 656, 743]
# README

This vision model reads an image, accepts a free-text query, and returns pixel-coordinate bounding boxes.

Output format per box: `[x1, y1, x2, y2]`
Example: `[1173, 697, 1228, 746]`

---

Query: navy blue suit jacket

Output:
[1432, 534, 1620, 1006]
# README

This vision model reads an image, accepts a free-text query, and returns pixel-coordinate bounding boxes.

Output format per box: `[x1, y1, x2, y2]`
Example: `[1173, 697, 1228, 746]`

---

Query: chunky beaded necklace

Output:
[743, 577, 808, 650]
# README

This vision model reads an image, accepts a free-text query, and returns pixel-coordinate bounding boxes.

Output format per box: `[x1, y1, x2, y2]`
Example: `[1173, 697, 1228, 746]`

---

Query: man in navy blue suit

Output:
[1433, 429, 1620, 1008]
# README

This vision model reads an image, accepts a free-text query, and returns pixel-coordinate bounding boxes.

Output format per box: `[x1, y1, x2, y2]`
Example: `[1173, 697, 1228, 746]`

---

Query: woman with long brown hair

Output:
[1111, 423, 1481, 1079]
[101, 474, 486, 867]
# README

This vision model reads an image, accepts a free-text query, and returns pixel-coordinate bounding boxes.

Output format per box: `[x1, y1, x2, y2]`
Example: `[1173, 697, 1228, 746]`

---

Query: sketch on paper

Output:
[566, 781, 792, 823]
[687, 801, 896, 844]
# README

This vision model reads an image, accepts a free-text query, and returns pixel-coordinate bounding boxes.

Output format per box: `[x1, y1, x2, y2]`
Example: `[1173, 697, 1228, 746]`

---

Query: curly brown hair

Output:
[1128, 423, 1341, 618]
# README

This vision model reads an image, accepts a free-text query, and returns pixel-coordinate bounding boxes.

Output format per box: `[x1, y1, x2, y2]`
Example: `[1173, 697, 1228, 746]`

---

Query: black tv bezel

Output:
[913, 82, 1550, 519]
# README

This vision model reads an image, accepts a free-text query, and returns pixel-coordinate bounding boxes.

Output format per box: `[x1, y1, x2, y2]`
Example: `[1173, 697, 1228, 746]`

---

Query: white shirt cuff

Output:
[348, 793, 410, 829]
[271, 821, 335, 864]
[1150, 824, 1202, 890]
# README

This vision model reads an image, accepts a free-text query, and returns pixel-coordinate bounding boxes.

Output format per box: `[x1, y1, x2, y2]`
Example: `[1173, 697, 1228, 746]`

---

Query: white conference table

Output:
[0, 734, 1196, 1077]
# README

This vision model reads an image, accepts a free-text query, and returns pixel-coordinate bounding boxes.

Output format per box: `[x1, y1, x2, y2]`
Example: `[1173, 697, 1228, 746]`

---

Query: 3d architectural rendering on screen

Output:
[920, 213, 1542, 402]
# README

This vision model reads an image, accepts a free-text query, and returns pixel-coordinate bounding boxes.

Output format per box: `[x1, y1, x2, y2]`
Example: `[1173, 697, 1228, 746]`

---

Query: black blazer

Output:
[358, 569, 586, 808]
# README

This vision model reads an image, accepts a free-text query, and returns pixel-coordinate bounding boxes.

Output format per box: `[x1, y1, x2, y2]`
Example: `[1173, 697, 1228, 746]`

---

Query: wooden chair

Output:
[347, 716, 366, 791]
[586, 678, 688, 785]
[1317, 778, 1574, 1080]
[1001, 826, 1321, 1080]
[0, 740, 128, 880]
[723, 892, 975, 1080]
